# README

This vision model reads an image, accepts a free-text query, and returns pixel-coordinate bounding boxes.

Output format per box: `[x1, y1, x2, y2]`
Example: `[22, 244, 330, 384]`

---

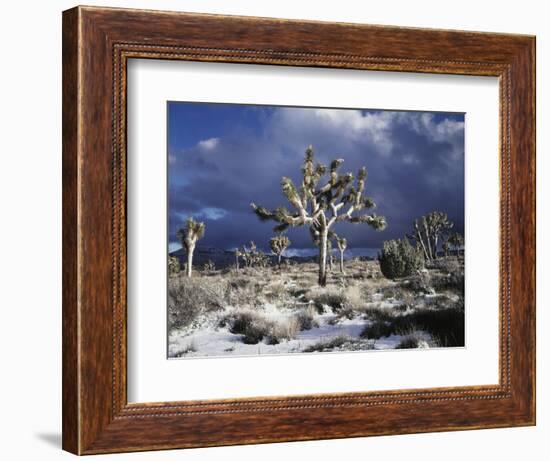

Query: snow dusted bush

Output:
[220, 310, 270, 344]
[304, 335, 349, 352]
[294, 306, 319, 331]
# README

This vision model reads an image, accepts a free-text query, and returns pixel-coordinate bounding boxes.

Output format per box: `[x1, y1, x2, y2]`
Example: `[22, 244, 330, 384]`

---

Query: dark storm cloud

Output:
[168, 104, 464, 252]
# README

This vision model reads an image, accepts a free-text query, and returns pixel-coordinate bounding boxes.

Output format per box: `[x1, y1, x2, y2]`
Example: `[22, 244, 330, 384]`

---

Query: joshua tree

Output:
[176, 217, 205, 277]
[234, 249, 241, 270]
[447, 232, 464, 259]
[442, 240, 451, 258]
[335, 235, 347, 274]
[251, 145, 386, 286]
[239, 241, 269, 268]
[269, 235, 291, 268]
[408, 211, 453, 261]
[327, 239, 334, 272]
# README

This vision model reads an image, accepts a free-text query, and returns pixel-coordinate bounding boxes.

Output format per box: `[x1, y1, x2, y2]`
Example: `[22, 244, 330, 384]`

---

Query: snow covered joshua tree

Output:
[176, 217, 205, 278]
[269, 235, 291, 268]
[251, 145, 386, 286]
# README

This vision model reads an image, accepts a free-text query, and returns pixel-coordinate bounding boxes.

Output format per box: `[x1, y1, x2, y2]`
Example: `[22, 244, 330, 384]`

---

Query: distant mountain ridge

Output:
[169, 245, 373, 269]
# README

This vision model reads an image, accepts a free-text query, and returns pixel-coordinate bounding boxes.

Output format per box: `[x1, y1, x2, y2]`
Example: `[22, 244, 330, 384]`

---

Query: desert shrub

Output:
[396, 334, 429, 349]
[266, 317, 300, 344]
[171, 339, 197, 357]
[294, 307, 319, 331]
[304, 335, 376, 352]
[362, 304, 397, 322]
[360, 321, 395, 339]
[344, 284, 366, 310]
[328, 303, 359, 326]
[264, 281, 289, 302]
[304, 335, 349, 352]
[402, 306, 464, 347]
[168, 278, 225, 330]
[429, 257, 460, 273]
[406, 271, 435, 295]
[168, 256, 181, 277]
[379, 239, 424, 279]
[202, 260, 216, 272]
[361, 300, 464, 346]
[220, 310, 273, 344]
[228, 277, 250, 289]
[221, 311, 300, 345]
[306, 287, 347, 313]
[225, 279, 266, 309]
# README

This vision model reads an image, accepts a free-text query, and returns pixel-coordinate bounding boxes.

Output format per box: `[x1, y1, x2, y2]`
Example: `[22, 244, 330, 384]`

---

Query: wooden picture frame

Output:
[62, 5, 535, 455]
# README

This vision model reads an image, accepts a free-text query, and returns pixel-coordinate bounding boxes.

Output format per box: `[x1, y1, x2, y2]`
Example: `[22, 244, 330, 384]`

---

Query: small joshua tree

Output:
[269, 235, 291, 268]
[327, 239, 334, 272]
[408, 211, 453, 261]
[335, 235, 347, 274]
[176, 217, 206, 278]
[447, 232, 464, 259]
[239, 241, 269, 269]
[252, 145, 386, 286]
[442, 240, 451, 258]
[234, 249, 241, 270]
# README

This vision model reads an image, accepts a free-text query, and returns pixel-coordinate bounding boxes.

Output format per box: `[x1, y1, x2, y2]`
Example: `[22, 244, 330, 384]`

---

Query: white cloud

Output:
[177, 207, 228, 222]
[268, 108, 397, 155]
[197, 137, 219, 150]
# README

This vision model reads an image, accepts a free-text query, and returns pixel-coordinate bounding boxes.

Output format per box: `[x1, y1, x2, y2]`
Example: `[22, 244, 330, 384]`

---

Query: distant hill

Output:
[170, 246, 237, 269]
[169, 246, 373, 270]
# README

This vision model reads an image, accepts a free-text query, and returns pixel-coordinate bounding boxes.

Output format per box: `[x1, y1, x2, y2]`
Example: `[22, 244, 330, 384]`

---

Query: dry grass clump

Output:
[305, 286, 347, 313]
[219, 310, 300, 345]
[168, 277, 226, 330]
[304, 335, 376, 353]
[266, 316, 300, 345]
[395, 333, 430, 349]
[219, 310, 270, 344]
[304, 335, 350, 352]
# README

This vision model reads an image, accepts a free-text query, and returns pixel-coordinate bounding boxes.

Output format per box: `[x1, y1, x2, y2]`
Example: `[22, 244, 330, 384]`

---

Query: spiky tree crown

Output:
[176, 217, 205, 250]
[269, 235, 291, 255]
[447, 232, 464, 247]
[424, 211, 453, 233]
[336, 235, 347, 251]
[251, 145, 387, 233]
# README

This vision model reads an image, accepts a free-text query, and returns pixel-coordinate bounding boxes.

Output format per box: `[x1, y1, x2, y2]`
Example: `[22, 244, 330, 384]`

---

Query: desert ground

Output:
[168, 257, 464, 358]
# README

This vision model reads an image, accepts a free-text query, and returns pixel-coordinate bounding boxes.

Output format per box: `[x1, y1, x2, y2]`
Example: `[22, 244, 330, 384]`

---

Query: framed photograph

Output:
[62, 6, 535, 455]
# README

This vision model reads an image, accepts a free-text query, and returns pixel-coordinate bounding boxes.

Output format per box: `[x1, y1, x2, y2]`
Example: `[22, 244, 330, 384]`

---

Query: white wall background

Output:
[0, 1, 545, 459]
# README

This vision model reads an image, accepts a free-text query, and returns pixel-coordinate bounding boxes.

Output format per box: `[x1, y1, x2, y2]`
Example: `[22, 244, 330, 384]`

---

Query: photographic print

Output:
[167, 102, 465, 358]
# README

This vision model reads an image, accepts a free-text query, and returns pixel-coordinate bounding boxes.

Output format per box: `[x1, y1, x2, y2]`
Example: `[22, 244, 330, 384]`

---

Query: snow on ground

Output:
[168, 303, 428, 358]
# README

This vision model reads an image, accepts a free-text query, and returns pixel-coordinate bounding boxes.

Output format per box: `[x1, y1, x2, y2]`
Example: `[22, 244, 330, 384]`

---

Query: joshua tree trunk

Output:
[277, 253, 282, 267]
[339, 249, 345, 274]
[186, 243, 195, 277]
[318, 228, 328, 286]
[235, 251, 240, 270]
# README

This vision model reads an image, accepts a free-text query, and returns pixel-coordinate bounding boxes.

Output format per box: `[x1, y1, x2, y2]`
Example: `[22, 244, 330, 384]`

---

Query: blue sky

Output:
[167, 102, 464, 254]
